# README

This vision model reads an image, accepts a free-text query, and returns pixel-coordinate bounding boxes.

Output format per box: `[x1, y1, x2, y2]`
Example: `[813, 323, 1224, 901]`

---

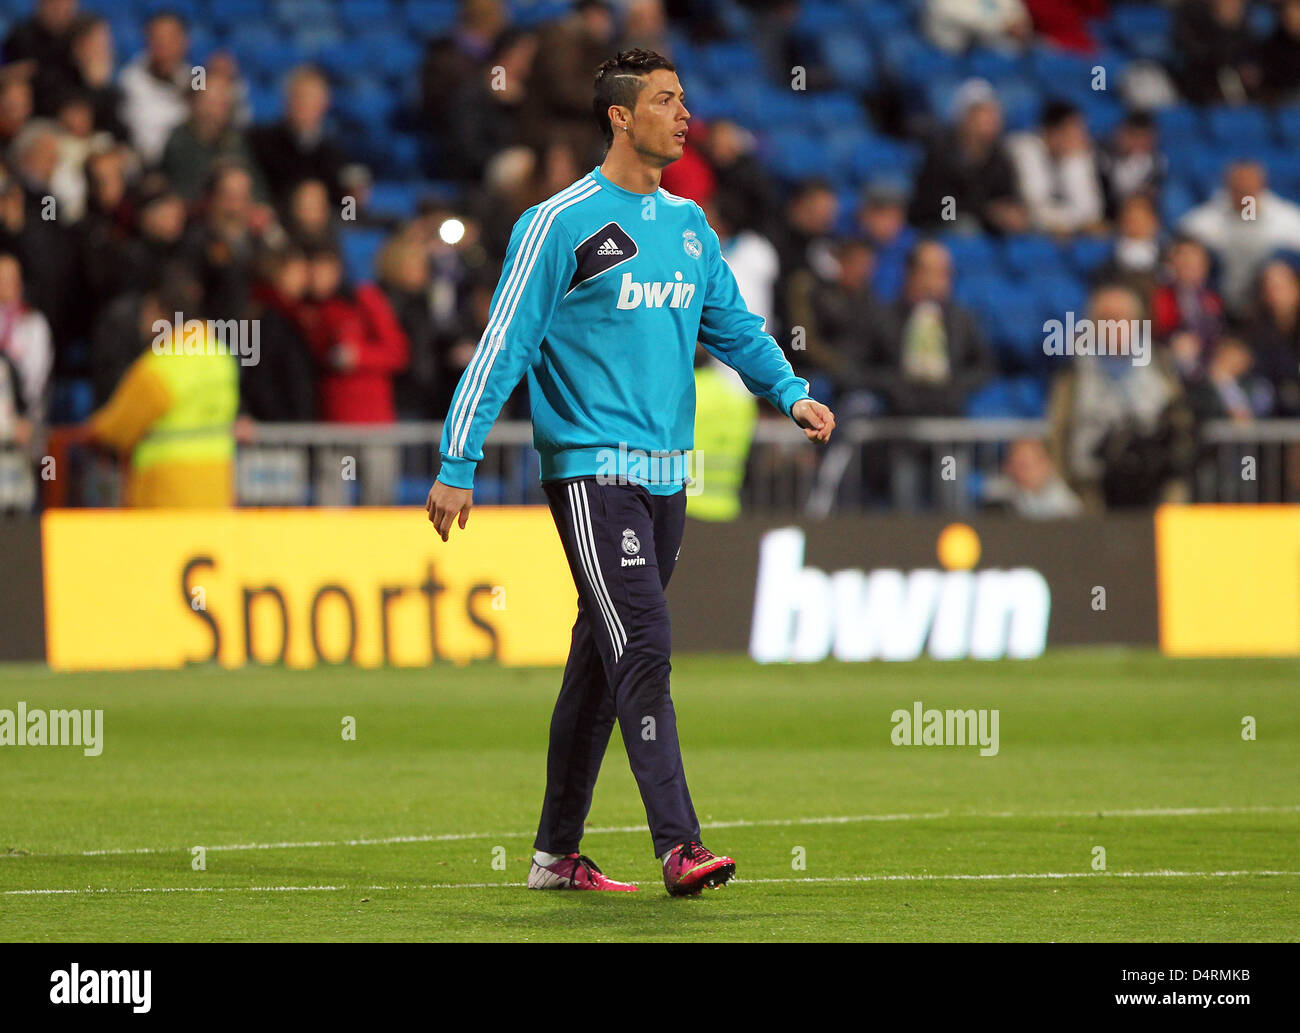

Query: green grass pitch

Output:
[1, 651, 1296, 942]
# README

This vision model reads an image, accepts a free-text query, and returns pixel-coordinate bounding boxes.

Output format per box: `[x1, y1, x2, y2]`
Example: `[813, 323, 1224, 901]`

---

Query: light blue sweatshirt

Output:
[438, 165, 810, 494]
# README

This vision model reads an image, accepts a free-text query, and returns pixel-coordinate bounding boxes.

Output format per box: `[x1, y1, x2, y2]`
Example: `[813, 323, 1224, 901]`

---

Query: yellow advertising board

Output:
[42, 509, 574, 671]
[1156, 504, 1300, 656]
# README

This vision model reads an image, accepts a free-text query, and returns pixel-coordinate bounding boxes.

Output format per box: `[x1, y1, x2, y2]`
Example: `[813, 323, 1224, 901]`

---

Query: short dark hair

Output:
[145, 9, 188, 33]
[1122, 110, 1154, 132]
[592, 48, 676, 146]
[1042, 100, 1080, 130]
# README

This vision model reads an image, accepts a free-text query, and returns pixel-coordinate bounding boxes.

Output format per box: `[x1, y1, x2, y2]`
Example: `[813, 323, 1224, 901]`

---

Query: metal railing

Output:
[8, 416, 1299, 514]
[1195, 419, 1300, 504]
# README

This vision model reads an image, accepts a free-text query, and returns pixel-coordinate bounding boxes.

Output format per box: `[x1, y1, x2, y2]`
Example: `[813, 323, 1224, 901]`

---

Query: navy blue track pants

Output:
[534, 476, 700, 858]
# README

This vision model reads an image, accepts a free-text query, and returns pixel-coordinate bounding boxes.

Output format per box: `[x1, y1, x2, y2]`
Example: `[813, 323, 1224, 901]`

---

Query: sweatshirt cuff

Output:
[436, 453, 477, 490]
[777, 380, 812, 419]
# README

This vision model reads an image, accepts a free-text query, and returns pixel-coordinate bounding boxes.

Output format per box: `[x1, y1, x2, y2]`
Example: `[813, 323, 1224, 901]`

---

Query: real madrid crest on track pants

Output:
[536, 476, 701, 858]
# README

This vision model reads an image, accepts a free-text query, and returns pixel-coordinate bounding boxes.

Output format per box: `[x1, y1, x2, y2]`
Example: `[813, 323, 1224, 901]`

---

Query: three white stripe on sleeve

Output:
[446, 177, 600, 459]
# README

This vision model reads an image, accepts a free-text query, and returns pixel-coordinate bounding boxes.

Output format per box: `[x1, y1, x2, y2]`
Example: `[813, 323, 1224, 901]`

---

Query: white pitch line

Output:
[4, 804, 1297, 861]
[5, 870, 1299, 897]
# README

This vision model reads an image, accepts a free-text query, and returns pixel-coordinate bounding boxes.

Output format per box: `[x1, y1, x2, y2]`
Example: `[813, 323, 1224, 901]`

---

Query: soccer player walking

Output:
[427, 49, 835, 895]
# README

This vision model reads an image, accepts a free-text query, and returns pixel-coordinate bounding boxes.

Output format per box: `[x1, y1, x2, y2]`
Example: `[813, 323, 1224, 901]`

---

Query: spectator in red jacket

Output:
[1152, 235, 1224, 382]
[1023, 0, 1106, 54]
[299, 245, 409, 423]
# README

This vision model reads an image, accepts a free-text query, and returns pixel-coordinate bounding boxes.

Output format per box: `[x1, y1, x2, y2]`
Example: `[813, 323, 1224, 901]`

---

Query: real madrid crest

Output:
[682, 229, 702, 259]
[621, 528, 641, 555]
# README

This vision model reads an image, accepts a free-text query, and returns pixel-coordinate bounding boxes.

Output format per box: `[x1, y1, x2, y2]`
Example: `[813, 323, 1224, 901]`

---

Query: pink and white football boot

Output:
[527, 853, 638, 891]
[662, 841, 736, 896]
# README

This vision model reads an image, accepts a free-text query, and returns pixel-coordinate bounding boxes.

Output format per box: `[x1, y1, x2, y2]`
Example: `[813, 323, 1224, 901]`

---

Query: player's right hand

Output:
[426, 479, 473, 542]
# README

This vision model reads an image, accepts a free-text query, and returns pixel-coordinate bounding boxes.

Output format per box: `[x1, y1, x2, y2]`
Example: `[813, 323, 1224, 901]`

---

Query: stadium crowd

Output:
[0, 0, 1298, 514]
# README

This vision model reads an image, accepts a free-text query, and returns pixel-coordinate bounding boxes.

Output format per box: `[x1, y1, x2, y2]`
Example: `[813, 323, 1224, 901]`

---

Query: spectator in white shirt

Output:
[925, 0, 1032, 53]
[0, 252, 53, 433]
[703, 190, 780, 333]
[1008, 100, 1106, 235]
[117, 10, 191, 165]
[1179, 160, 1300, 317]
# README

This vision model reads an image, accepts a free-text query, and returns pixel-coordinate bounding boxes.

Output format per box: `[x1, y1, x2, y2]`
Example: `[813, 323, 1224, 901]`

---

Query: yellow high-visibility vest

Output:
[131, 347, 239, 473]
[687, 365, 757, 522]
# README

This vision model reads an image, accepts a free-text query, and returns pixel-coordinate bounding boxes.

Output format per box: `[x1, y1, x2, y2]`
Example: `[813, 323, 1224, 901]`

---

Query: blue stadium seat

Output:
[292, 24, 344, 57]
[208, 0, 279, 32]
[966, 380, 1018, 418]
[398, 475, 432, 506]
[966, 375, 1049, 418]
[1207, 106, 1275, 148]
[994, 77, 1043, 132]
[826, 125, 872, 179]
[1160, 135, 1202, 176]
[940, 232, 998, 276]
[901, 42, 963, 88]
[1104, 4, 1174, 62]
[794, 0, 854, 34]
[402, 0, 459, 35]
[274, 0, 335, 23]
[358, 31, 422, 77]
[1248, 2, 1277, 36]
[1160, 176, 1200, 225]
[1034, 274, 1088, 324]
[509, 1, 571, 29]
[139, 0, 201, 20]
[822, 31, 877, 91]
[953, 272, 1014, 315]
[51, 379, 95, 424]
[1077, 94, 1124, 139]
[1000, 235, 1065, 277]
[922, 74, 964, 123]
[733, 85, 805, 129]
[807, 91, 867, 132]
[341, 228, 389, 284]
[339, 0, 396, 32]
[1154, 104, 1204, 140]
[989, 301, 1047, 366]
[760, 129, 832, 182]
[383, 133, 423, 177]
[1065, 236, 1113, 278]
[1188, 149, 1244, 195]
[876, 28, 926, 79]
[368, 180, 422, 220]
[1009, 375, 1049, 417]
[697, 41, 764, 86]
[680, 85, 735, 124]
[1028, 45, 1098, 102]
[248, 84, 282, 123]
[317, 39, 378, 78]
[1276, 107, 1300, 145]
[847, 136, 921, 183]
[852, 0, 911, 34]
[337, 80, 399, 125]
[1257, 150, 1300, 202]
[230, 26, 305, 76]
[966, 47, 1026, 84]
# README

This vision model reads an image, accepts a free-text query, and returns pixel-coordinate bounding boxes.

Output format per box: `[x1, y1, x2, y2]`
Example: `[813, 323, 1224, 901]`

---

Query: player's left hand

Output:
[792, 398, 836, 443]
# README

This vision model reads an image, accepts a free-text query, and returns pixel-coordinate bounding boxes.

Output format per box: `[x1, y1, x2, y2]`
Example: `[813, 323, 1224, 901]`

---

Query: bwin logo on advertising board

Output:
[750, 525, 1050, 663]
[615, 271, 697, 310]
